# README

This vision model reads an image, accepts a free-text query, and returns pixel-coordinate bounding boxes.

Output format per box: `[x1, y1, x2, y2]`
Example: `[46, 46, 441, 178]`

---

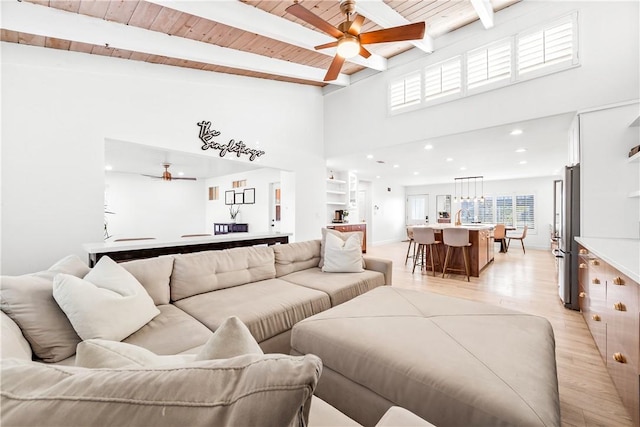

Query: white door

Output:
[406, 194, 429, 225]
[270, 182, 281, 233]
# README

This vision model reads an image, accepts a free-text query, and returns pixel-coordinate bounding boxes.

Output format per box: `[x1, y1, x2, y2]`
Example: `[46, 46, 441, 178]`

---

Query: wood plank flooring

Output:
[366, 241, 634, 427]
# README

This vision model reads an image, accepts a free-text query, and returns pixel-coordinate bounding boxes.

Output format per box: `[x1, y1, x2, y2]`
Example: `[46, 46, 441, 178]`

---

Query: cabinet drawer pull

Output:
[590, 259, 599, 266]
[579, 292, 586, 298]
[612, 352, 627, 364]
[612, 277, 625, 286]
[591, 314, 601, 321]
[579, 263, 587, 269]
[613, 302, 627, 311]
[592, 278, 600, 284]
[579, 248, 588, 255]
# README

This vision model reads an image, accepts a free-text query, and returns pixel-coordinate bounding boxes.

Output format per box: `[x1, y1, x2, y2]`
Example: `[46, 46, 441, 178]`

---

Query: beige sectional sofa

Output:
[3, 238, 433, 426]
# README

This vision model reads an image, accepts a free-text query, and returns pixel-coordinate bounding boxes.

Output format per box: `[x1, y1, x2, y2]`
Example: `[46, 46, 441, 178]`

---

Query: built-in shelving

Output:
[628, 151, 640, 163]
[628, 190, 640, 198]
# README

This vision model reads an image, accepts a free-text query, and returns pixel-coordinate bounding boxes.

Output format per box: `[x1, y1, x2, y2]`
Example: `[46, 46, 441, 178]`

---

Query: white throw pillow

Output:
[321, 232, 365, 273]
[76, 316, 263, 369]
[196, 315, 263, 360]
[53, 256, 160, 341]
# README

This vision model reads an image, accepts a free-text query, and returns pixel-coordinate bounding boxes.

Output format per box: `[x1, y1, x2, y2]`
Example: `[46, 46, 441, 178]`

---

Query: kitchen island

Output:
[412, 224, 495, 277]
[84, 232, 291, 266]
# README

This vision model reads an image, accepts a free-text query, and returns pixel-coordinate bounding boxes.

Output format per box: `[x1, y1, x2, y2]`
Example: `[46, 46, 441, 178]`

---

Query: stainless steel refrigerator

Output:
[554, 164, 580, 310]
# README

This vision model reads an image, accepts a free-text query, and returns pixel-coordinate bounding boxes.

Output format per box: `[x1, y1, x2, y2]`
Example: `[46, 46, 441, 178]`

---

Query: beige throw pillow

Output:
[0, 255, 89, 362]
[76, 316, 263, 369]
[319, 228, 365, 268]
[53, 256, 160, 341]
[321, 232, 365, 273]
[2, 354, 322, 427]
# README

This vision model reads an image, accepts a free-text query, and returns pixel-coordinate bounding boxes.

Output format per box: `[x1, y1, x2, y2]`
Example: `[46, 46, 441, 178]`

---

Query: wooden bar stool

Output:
[412, 227, 442, 275]
[404, 226, 417, 265]
[442, 228, 471, 281]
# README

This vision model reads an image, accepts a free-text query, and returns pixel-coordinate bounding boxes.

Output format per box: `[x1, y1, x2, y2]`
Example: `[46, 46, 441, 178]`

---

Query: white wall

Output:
[406, 176, 559, 250]
[105, 173, 205, 240]
[580, 102, 640, 239]
[369, 178, 407, 246]
[1, 43, 325, 275]
[205, 168, 282, 233]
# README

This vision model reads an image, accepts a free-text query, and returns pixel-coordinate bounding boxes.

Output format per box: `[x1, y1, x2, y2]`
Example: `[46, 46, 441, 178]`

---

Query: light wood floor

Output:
[366, 241, 634, 427]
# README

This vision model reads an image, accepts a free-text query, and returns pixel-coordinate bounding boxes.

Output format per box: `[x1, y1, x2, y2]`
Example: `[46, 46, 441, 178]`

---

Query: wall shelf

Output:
[628, 151, 640, 163]
[327, 202, 347, 206]
[326, 178, 346, 184]
[628, 190, 640, 198]
[327, 190, 346, 195]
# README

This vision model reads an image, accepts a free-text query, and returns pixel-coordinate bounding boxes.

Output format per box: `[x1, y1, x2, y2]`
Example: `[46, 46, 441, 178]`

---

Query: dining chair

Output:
[442, 228, 471, 281]
[411, 227, 442, 276]
[492, 224, 507, 253]
[404, 226, 417, 265]
[507, 225, 528, 254]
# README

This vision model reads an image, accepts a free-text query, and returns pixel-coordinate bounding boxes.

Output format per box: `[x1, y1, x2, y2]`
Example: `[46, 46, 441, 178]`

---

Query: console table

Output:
[83, 232, 290, 267]
[214, 223, 248, 235]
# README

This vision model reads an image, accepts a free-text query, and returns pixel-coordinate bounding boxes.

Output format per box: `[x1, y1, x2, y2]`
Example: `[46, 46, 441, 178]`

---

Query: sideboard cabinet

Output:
[578, 245, 639, 426]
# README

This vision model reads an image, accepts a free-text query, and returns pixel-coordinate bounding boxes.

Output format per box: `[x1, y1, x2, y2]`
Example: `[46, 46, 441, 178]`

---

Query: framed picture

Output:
[225, 190, 235, 205]
[234, 192, 244, 204]
[244, 188, 255, 204]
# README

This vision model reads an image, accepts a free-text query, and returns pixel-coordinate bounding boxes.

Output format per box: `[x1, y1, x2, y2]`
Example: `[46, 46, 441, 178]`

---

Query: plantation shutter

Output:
[495, 195, 514, 227]
[389, 72, 421, 110]
[518, 18, 574, 75]
[424, 57, 461, 101]
[515, 195, 535, 229]
[467, 40, 511, 89]
[478, 197, 494, 223]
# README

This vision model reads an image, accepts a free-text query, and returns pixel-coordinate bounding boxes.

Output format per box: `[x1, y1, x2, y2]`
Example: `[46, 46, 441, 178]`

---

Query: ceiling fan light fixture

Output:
[337, 36, 360, 58]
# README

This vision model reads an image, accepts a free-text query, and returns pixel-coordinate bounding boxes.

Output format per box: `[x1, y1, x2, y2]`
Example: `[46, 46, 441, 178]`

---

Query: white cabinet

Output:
[628, 151, 639, 198]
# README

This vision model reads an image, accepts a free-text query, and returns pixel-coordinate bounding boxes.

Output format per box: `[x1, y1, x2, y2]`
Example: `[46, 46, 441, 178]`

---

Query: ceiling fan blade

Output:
[286, 3, 344, 39]
[359, 45, 372, 58]
[142, 174, 162, 179]
[315, 41, 338, 51]
[359, 22, 426, 45]
[324, 54, 346, 82]
[346, 14, 366, 36]
[173, 177, 198, 181]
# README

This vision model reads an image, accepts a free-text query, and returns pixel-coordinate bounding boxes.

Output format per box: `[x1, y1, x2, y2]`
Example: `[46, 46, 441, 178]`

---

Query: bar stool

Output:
[442, 228, 471, 281]
[404, 226, 417, 265]
[412, 227, 442, 276]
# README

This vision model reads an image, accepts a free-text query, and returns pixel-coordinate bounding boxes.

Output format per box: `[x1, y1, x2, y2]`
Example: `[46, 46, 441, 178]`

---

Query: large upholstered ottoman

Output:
[291, 287, 560, 427]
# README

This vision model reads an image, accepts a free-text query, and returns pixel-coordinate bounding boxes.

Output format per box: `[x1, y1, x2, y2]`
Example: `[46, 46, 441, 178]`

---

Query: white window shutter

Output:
[518, 17, 574, 75]
[467, 39, 512, 89]
[424, 57, 461, 101]
[389, 72, 421, 111]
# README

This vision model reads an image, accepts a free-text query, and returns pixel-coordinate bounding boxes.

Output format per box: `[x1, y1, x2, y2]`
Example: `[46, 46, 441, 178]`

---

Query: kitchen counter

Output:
[574, 237, 640, 283]
[83, 232, 291, 266]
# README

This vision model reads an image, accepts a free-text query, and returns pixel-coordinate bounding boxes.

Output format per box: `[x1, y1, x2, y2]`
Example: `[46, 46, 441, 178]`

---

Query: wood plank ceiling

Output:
[1, 0, 520, 87]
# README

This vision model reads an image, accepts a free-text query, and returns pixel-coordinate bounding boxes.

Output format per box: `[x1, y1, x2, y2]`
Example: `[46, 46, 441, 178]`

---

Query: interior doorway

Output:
[270, 182, 281, 233]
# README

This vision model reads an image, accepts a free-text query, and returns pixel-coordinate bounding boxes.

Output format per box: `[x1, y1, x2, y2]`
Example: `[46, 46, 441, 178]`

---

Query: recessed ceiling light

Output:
[515, 148, 527, 153]
[413, 171, 419, 175]
[376, 175, 381, 179]
[510, 129, 523, 136]
[460, 166, 467, 171]
[105, 165, 113, 171]
[446, 157, 453, 162]
[424, 144, 433, 150]
[178, 171, 185, 176]
[519, 160, 528, 165]
[393, 164, 399, 168]
[366, 154, 373, 159]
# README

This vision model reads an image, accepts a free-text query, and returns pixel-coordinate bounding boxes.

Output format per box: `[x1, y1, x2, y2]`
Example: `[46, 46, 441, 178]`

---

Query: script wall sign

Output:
[197, 121, 265, 161]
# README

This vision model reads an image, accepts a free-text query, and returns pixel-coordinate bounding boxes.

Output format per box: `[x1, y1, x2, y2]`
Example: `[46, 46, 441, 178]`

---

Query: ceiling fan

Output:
[286, 0, 426, 82]
[142, 163, 197, 181]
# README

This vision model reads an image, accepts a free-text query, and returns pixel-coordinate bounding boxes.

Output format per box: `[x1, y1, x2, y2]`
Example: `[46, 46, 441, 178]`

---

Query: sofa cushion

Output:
[77, 316, 263, 368]
[322, 232, 364, 273]
[0, 255, 89, 362]
[52, 256, 160, 341]
[273, 240, 321, 277]
[174, 278, 331, 343]
[280, 267, 385, 306]
[123, 304, 213, 355]
[1, 354, 322, 427]
[171, 246, 276, 301]
[1, 311, 32, 360]
[120, 255, 174, 305]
